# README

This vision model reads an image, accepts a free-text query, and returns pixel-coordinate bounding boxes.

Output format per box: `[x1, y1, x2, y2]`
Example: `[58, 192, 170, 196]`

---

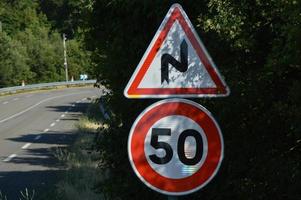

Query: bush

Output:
[86, 1, 301, 199]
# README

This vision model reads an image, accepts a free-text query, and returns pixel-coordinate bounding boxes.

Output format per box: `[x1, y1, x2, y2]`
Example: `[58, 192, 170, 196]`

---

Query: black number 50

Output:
[149, 128, 203, 165]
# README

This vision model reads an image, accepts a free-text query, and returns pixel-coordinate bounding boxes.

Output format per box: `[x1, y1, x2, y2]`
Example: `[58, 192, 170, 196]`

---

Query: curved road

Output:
[0, 86, 102, 199]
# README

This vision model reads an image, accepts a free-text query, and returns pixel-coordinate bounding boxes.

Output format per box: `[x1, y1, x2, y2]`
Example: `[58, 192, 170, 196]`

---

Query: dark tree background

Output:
[84, 0, 301, 200]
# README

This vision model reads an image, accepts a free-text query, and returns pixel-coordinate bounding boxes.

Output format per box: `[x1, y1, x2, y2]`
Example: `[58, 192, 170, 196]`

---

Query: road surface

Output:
[0, 86, 102, 199]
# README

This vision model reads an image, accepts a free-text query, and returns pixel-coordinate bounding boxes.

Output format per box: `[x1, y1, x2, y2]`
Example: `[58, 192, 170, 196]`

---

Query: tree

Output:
[66, 39, 92, 80]
[0, 0, 94, 87]
[85, 0, 301, 199]
[15, 27, 64, 83]
[39, 0, 95, 38]
[0, 31, 32, 87]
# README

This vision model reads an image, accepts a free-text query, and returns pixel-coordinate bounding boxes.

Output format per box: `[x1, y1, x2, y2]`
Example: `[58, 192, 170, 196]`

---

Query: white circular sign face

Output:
[128, 99, 223, 196]
[144, 115, 208, 179]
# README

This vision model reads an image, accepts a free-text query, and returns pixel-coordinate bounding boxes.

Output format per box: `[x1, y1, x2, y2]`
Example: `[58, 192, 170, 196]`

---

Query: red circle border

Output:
[128, 99, 223, 195]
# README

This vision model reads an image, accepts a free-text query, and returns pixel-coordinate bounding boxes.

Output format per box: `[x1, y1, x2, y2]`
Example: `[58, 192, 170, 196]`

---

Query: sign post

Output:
[124, 3, 229, 198]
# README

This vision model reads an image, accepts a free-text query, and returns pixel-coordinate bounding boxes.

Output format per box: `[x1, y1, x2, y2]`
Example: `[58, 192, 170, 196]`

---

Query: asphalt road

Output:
[0, 86, 102, 199]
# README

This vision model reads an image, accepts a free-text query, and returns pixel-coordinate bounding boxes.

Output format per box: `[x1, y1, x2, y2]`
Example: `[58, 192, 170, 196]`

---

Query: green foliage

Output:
[66, 39, 93, 80]
[0, 0, 49, 35]
[0, 0, 94, 87]
[0, 0, 62, 86]
[85, 0, 301, 199]
[39, 0, 95, 37]
[0, 31, 32, 87]
[15, 28, 64, 83]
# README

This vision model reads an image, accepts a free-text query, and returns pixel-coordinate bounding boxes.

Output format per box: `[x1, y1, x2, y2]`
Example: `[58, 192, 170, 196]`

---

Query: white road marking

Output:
[0, 92, 90, 123]
[3, 101, 8, 105]
[61, 114, 65, 118]
[34, 135, 41, 140]
[3, 154, 17, 162]
[56, 119, 60, 122]
[13, 98, 19, 101]
[82, 98, 87, 101]
[43, 128, 49, 132]
[21, 143, 32, 149]
[50, 122, 56, 127]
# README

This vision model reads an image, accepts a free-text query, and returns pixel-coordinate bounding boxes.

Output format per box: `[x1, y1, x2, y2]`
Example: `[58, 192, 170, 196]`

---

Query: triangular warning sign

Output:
[124, 4, 230, 98]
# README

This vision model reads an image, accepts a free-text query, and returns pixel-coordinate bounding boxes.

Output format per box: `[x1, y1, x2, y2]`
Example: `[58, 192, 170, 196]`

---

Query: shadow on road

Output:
[46, 102, 90, 113]
[1, 130, 77, 199]
[0, 130, 77, 199]
[6, 131, 77, 146]
[0, 102, 91, 199]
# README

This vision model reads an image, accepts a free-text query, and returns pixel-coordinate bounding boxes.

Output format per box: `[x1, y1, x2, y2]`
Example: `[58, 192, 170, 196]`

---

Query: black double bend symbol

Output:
[161, 39, 188, 84]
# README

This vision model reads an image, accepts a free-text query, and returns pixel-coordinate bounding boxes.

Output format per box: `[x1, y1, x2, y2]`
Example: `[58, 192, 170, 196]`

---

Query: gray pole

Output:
[0, 21, 2, 32]
[63, 33, 69, 82]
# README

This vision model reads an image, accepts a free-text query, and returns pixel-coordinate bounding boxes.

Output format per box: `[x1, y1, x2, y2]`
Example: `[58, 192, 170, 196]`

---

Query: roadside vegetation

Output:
[47, 100, 107, 200]
[0, 0, 93, 88]
[84, 1, 301, 199]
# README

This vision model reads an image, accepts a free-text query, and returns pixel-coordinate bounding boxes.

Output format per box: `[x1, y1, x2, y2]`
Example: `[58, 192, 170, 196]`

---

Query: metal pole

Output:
[63, 33, 68, 82]
[0, 21, 2, 32]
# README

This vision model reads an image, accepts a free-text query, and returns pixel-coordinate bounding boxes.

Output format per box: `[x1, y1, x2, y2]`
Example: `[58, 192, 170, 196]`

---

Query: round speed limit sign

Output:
[128, 99, 224, 195]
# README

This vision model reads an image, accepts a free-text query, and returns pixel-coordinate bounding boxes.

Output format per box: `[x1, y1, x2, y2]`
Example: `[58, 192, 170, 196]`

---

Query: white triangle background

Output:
[138, 20, 216, 89]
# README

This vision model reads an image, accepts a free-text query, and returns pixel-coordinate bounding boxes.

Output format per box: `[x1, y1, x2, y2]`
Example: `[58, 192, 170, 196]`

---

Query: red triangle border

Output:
[125, 4, 229, 98]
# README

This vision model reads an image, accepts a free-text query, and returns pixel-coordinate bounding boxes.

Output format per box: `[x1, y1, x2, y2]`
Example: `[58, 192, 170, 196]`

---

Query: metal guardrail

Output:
[0, 80, 96, 95]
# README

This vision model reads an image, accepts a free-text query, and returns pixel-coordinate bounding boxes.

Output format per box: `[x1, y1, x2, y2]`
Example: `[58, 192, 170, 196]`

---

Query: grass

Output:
[0, 189, 35, 200]
[19, 189, 35, 200]
[48, 100, 108, 200]
[0, 191, 7, 200]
